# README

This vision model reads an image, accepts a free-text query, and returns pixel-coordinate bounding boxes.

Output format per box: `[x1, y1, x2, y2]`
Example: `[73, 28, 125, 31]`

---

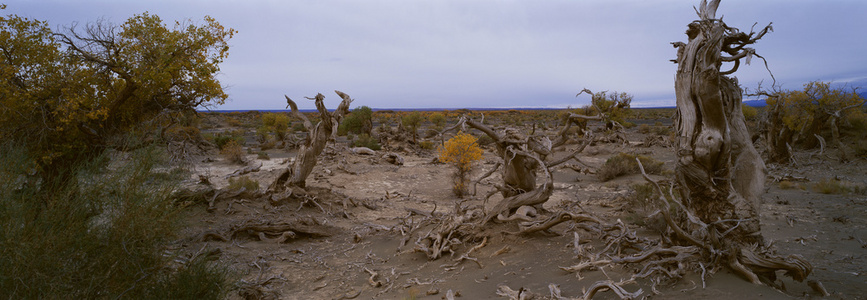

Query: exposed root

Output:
[507, 212, 601, 235]
[496, 285, 533, 300]
[229, 220, 339, 243]
[412, 202, 480, 260]
[363, 267, 383, 287]
[442, 236, 487, 269]
[581, 280, 642, 300]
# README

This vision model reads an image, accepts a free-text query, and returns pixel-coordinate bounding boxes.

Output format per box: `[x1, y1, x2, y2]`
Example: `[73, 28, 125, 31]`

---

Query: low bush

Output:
[638, 124, 652, 134]
[0, 144, 231, 299]
[476, 134, 495, 147]
[598, 152, 664, 182]
[419, 140, 436, 150]
[352, 134, 381, 150]
[257, 151, 270, 160]
[220, 140, 245, 164]
[208, 130, 245, 150]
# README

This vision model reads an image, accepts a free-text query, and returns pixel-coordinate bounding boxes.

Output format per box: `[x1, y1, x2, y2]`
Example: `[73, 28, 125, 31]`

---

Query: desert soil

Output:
[173, 115, 866, 300]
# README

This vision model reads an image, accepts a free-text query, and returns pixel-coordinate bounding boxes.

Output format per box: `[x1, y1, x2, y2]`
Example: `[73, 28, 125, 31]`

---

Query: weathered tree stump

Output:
[269, 91, 353, 191]
[672, 0, 810, 284]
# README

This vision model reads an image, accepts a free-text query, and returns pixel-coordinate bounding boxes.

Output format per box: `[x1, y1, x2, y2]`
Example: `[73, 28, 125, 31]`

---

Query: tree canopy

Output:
[0, 6, 235, 179]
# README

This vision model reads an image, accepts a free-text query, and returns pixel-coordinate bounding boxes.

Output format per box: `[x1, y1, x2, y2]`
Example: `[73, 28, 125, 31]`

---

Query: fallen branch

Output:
[507, 212, 601, 235]
[580, 280, 642, 300]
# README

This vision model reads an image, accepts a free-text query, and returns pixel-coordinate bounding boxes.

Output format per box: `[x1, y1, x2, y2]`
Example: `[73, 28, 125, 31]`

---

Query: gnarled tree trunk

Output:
[457, 117, 589, 224]
[672, 0, 810, 285]
[269, 90, 352, 190]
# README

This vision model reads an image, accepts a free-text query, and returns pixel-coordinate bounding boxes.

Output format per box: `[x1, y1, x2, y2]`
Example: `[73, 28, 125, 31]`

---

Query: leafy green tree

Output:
[262, 112, 291, 144]
[0, 7, 235, 182]
[338, 106, 373, 136]
[588, 90, 633, 130]
[401, 111, 423, 143]
[428, 112, 446, 130]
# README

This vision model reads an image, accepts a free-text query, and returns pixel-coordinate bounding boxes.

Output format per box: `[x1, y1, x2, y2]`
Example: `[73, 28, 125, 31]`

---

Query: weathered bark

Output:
[763, 95, 796, 164]
[465, 119, 539, 197]
[269, 91, 352, 190]
[455, 117, 589, 224]
[672, 0, 810, 284]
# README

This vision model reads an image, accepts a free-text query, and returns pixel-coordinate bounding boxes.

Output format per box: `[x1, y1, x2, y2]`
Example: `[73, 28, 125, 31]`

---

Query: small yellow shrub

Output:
[438, 132, 484, 197]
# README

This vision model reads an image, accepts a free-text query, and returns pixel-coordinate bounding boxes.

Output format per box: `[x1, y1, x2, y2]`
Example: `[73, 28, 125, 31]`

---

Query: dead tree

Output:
[269, 91, 352, 191]
[672, 0, 810, 285]
[456, 117, 589, 224]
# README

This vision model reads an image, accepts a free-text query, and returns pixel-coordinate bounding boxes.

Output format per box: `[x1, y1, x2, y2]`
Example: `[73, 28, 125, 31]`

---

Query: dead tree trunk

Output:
[458, 117, 589, 224]
[672, 0, 810, 284]
[269, 91, 352, 190]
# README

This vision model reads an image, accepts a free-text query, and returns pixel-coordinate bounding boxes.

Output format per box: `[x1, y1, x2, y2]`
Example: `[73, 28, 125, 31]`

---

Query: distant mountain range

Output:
[742, 91, 867, 108]
[742, 99, 766, 107]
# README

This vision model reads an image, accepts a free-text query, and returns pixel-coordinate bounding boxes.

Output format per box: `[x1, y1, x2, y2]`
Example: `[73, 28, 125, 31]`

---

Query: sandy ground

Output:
[173, 117, 867, 300]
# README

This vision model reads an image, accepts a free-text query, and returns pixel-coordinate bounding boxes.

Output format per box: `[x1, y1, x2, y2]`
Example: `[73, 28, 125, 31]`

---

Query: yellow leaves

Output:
[1, 10, 235, 176]
[439, 132, 483, 172]
[775, 81, 864, 131]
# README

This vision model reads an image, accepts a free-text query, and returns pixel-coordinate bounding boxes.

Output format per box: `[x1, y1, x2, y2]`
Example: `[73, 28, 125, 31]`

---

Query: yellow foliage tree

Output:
[0, 7, 235, 182]
[438, 132, 483, 197]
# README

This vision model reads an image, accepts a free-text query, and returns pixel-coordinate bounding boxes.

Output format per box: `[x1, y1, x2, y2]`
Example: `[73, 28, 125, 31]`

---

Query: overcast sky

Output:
[6, 0, 867, 110]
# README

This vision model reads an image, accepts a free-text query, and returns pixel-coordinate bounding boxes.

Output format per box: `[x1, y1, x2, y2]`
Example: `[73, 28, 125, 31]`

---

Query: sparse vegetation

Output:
[598, 152, 664, 182]
[228, 175, 260, 192]
[352, 133, 381, 150]
[208, 130, 245, 150]
[220, 140, 245, 164]
[0, 144, 230, 299]
[401, 111, 424, 143]
[813, 178, 866, 195]
[338, 106, 373, 136]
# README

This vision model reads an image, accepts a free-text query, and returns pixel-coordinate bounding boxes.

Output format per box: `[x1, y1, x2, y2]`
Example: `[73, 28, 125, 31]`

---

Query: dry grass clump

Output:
[812, 178, 867, 195]
[227, 175, 259, 192]
[778, 180, 806, 190]
[598, 152, 664, 182]
[220, 140, 245, 164]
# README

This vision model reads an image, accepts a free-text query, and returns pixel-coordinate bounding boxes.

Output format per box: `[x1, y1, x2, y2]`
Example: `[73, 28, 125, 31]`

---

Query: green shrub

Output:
[429, 112, 446, 130]
[402, 111, 423, 142]
[0, 144, 230, 299]
[352, 134, 381, 150]
[598, 152, 664, 182]
[741, 103, 758, 120]
[338, 106, 373, 136]
[208, 130, 245, 150]
[476, 134, 495, 146]
[257, 151, 270, 160]
[292, 122, 306, 133]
